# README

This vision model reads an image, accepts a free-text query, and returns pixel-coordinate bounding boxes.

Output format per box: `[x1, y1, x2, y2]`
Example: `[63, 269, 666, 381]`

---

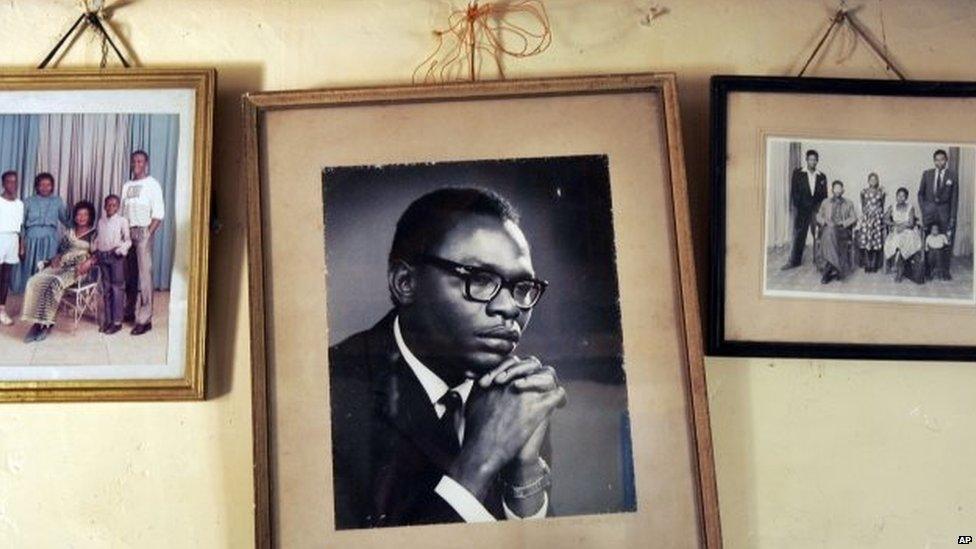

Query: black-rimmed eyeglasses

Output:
[418, 254, 548, 310]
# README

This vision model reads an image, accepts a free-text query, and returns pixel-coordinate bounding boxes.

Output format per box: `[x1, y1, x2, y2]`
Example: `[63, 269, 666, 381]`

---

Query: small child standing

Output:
[925, 224, 951, 281]
[93, 194, 131, 334]
[0, 171, 24, 326]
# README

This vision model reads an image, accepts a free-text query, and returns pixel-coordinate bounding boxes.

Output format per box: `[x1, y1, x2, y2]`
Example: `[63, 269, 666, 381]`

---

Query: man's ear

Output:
[388, 260, 417, 306]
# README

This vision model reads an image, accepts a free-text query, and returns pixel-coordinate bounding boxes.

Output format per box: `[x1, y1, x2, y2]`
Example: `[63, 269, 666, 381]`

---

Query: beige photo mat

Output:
[253, 77, 713, 547]
[725, 91, 976, 346]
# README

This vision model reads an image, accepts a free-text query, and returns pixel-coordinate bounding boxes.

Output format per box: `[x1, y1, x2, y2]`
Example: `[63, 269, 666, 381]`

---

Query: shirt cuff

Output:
[502, 491, 549, 520]
[434, 476, 496, 523]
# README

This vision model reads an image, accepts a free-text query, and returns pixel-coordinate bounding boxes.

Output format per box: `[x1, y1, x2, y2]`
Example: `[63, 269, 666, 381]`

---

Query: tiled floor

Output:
[765, 247, 975, 301]
[0, 291, 169, 366]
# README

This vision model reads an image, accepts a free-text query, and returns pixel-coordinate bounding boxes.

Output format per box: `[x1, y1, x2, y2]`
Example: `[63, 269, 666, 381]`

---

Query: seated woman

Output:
[21, 200, 98, 342]
[816, 180, 857, 284]
[882, 187, 923, 283]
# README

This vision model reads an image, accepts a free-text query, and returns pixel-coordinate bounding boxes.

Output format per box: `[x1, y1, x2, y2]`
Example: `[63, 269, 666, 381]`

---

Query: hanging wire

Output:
[797, 8, 906, 80]
[413, 1, 552, 84]
[38, 2, 131, 69]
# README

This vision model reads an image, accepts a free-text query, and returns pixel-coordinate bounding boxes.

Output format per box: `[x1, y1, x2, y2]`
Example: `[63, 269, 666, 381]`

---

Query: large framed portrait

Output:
[245, 74, 721, 547]
[0, 69, 213, 401]
[709, 75, 976, 360]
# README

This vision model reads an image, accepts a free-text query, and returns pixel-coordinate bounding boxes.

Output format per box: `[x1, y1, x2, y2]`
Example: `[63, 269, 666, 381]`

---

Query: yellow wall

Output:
[3, 1, 975, 547]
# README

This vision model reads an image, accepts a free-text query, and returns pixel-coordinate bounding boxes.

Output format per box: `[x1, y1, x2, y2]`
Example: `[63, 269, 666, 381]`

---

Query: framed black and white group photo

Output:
[710, 75, 976, 361]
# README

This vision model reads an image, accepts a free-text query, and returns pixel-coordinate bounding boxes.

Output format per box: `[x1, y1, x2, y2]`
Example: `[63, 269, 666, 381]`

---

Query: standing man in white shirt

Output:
[0, 171, 24, 326]
[121, 150, 165, 336]
[918, 149, 960, 279]
[782, 149, 829, 270]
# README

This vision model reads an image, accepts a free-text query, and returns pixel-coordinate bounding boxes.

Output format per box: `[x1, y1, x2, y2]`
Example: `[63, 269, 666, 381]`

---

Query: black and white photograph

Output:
[763, 137, 976, 305]
[322, 155, 636, 528]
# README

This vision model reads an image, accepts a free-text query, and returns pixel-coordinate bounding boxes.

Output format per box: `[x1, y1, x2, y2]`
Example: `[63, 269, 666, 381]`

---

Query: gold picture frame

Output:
[245, 74, 720, 547]
[0, 69, 214, 401]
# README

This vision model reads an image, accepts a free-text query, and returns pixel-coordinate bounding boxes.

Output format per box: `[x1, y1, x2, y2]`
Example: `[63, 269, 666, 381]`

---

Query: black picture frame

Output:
[708, 75, 976, 361]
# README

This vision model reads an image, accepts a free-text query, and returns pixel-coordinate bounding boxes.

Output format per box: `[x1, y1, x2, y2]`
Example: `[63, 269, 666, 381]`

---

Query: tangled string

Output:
[413, 1, 552, 84]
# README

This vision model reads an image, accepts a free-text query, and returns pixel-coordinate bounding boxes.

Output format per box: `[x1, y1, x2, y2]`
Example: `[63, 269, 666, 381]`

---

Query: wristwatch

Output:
[505, 457, 551, 500]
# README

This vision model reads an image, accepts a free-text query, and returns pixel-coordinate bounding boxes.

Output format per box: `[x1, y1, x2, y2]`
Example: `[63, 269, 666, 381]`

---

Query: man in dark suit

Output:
[782, 149, 829, 270]
[329, 187, 566, 529]
[918, 149, 959, 278]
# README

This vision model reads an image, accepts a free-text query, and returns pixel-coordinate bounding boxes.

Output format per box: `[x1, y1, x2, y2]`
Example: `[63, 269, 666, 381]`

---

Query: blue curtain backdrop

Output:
[0, 115, 40, 198]
[0, 113, 178, 292]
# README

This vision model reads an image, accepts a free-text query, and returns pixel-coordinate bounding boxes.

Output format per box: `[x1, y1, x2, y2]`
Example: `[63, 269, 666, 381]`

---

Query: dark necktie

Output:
[438, 390, 463, 452]
[936, 170, 943, 194]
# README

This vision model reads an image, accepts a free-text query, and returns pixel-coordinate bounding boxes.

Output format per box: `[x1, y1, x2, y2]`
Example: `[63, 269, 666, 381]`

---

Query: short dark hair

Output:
[930, 223, 942, 232]
[104, 194, 121, 204]
[805, 149, 819, 160]
[896, 186, 909, 198]
[72, 200, 97, 227]
[34, 172, 55, 190]
[831, 180, 844, 189]
[1, 170, 16, 182]
[934, 149, 948, 160]
[388, 187, 520, 267]
[131, 150, 149, 161]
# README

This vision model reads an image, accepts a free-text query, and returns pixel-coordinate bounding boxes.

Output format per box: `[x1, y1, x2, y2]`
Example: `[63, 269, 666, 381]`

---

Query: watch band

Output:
[505, 458, 551, 499]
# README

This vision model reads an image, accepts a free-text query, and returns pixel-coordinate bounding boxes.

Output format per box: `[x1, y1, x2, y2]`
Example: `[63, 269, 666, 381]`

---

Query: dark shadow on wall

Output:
[202, 62, 265, 400]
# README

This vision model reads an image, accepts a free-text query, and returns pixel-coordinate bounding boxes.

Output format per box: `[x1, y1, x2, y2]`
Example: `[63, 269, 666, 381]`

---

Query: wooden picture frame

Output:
[245, 74, 720, 547]
[709, 75, 976, 361]
[0, 69, 214, 401]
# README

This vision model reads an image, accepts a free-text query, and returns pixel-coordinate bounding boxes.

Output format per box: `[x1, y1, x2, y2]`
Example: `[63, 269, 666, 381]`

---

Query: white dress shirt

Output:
[806, 169, 820, 195]
[393, 316, 548, 522]
[94, 213, 132, 255]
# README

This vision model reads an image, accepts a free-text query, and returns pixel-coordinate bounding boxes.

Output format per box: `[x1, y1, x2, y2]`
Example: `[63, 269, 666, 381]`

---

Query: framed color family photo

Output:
[0, 69, 214, 401]
[246, 74, 720, 547]
[710, 75, 976, 360]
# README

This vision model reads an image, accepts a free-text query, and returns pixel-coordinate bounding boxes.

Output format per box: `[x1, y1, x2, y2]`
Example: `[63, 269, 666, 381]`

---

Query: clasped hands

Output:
[448, 355, 566, 500]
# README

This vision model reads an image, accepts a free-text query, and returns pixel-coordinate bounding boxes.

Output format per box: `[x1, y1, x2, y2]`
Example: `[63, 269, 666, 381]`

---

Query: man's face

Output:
[806, 155, 818, 171]
[1, 175, 16, 196]
[934, 153, 948, 170]
[408, 214, 536, 377]
[832, 184, 844, 198]
[131, 154, 148, 178]
[105, 197, 119, 217]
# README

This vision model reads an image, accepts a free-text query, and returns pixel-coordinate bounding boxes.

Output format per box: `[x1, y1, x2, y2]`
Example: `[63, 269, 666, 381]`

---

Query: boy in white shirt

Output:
[0, 171, 24, 326]
[94, 194, 131, 334]
[925, 223, 951, 281]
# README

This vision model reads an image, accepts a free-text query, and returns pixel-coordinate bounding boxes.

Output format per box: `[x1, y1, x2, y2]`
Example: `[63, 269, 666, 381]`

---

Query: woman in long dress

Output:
[18, 172, 69, 290]
[883, 187, 923, 283]
[858, 172, 886, 272]
[21, 201, 97, 342]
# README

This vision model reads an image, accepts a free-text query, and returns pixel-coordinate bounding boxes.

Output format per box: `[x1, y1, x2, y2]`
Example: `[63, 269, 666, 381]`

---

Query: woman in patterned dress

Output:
[21, 201, 97, 343]
[883, 187, 923, 283]
[858, 172, 886, 272]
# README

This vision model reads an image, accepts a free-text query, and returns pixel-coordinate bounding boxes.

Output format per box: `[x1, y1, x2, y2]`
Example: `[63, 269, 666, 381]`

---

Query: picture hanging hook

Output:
[38, 0, 131, 69]
[797, 7, 906, 80]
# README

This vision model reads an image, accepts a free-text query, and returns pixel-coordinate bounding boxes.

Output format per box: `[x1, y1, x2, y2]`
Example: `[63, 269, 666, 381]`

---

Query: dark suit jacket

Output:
[328, 311, 508, 529]
[790, 168, 828, 217]
[918, 168, 959, 229]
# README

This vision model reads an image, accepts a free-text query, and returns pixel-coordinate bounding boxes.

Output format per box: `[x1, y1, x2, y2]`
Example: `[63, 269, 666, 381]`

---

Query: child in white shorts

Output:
[0, 171, 24, 326]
